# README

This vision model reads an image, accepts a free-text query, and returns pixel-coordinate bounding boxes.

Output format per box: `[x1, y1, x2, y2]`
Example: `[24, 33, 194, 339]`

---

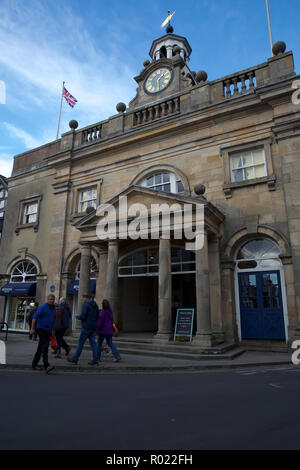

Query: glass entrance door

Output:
[8, 297, 35, 330]
[238, 271, 285, 340]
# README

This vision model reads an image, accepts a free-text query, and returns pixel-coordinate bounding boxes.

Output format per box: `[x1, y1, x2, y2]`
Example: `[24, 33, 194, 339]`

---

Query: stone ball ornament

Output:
[116, 102, 126, 113]
[196, 71, 208, 83]
[272, 41, 286, 56]
[69, 120, 78, 130]
[86, 206, 94, 214]
[194, 184, 206, 196]
[173, 45, 181, 55]
[166, 25, 174, 34]
[143, 60, 150, 67]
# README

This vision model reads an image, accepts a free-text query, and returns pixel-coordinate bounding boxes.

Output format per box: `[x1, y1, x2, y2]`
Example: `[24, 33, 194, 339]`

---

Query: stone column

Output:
[105, 240, 119, 322]
[166, 45, 173, 59]
[194, 231, 215, 347]
[221, 260, 237, 343]
[95, 247, 108, 307]
[77, 243, 91, 316]
[209, 235, 224, 343]
[154, 238, 172, 342]
[155, 50, 160, 61]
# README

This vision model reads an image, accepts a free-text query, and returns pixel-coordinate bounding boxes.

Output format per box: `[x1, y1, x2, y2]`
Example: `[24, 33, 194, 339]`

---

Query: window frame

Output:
[15, 195, 42, 235]
[141, 171, 184, 194]
[221, 138, 276, 198]
[71, 179, 103, 219]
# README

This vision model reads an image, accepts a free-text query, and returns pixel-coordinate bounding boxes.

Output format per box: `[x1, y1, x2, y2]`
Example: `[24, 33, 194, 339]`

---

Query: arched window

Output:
[160, 46, 167, 58]
[141, 172, 184, 194]
[119, 247, 195, 277]
[75, 257, 97, 280]
[10, 261, 37, 283]
[235, 239, 281, 269]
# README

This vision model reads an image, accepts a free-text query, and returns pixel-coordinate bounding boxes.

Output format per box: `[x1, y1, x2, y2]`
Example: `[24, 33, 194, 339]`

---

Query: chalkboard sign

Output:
[173, 308, 194, 342]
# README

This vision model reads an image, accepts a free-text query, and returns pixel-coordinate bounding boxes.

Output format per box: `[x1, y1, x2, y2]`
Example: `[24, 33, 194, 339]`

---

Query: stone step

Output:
[240, 340, 289, 353]
[67, 336, 244, 360]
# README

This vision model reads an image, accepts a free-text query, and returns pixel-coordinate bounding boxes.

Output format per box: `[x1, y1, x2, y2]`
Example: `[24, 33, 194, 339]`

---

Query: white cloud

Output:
[0, 0, 137, 127]
[3, 123, 41, 149]
[0, 155, 13, 177]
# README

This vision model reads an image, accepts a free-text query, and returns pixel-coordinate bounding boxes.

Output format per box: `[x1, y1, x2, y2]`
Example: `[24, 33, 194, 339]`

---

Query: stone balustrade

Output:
[81, 125, 102, 144]
[223, 70, 256, 97]
[133, 97, 180, 126]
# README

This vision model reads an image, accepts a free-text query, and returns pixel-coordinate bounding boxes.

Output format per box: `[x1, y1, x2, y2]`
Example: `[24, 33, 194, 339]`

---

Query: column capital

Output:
[108, 239, 118, 247]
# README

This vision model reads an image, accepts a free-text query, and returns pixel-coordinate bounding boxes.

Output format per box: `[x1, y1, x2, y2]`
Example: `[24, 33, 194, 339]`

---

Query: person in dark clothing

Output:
[68, 295, 99, 365]
[27, 302, 39, 340]
[54, 298, 71, 358]
[31, 294, 56, 374]
[96, 299, 121, 363]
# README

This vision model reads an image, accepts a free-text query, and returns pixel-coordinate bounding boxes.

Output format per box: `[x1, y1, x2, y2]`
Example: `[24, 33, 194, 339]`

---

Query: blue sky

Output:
[0, 0, 299, 177]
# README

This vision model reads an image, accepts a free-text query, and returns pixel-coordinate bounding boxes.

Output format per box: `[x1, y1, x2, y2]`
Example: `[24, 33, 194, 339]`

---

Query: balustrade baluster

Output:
[142, 109, 147, 124]
[240, 74, 247, 93]
[149, 107, 154, 120]
[154, 105, 159, 119]
[161, 102, 166, 116]
[232, 77, 239, 95]
[248, 72, 255, 89]
[174, 98, 180, 112]
[224, 80, 231, 97]
[136, 112, 142, 125]
[167, 101, 172, 114]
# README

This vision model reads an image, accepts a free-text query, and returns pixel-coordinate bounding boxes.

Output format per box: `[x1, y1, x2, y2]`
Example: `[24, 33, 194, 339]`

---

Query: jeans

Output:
[97, 335, 120, 361]
[32, 328, 51, 369]
[55, 328, 70, 352]
[73, 329, 97, 363]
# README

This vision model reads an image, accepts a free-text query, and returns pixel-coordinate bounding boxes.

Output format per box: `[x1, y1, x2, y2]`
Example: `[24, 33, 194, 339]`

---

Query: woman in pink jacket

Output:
[96, 299, 121, 363]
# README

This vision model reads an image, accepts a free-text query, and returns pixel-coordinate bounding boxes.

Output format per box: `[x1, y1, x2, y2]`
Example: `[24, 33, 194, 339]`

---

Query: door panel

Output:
[238, 271, 285, 340]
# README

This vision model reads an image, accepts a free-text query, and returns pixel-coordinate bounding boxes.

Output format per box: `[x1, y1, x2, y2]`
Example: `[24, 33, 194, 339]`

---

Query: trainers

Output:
[45, 365, 55, 374]
[113, 357, 121, 362]
[67, 357, 78, 364]
[32, 366, 43, 371]
[88, 361, 98, 365]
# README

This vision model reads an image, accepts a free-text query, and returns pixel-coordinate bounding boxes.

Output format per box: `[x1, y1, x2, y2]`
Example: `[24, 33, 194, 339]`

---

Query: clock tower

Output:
[129, 25, 194, 109]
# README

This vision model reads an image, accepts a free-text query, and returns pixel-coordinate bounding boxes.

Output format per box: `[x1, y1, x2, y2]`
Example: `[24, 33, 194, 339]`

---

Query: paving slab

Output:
[0, 332, 293, 373]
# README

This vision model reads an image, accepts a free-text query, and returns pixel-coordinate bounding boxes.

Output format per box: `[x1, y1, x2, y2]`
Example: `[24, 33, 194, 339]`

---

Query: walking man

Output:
[54, 297, 71, 358]
[68, 294, 99, 365]
[31, 294, 56, 374]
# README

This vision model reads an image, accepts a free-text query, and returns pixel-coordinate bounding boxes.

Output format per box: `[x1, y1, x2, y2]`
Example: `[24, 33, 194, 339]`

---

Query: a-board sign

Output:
[173, 308, 194, 342]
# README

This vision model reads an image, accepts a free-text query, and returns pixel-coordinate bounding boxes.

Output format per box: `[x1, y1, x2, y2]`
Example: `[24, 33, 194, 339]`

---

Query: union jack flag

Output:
[63, 87, 78, 108]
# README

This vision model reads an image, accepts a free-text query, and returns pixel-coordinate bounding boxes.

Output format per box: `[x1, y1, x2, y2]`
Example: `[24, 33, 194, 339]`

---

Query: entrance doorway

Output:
[118, 246, 196, 333]
[238, 271, 285, 340]
[235, 238, 287, 341]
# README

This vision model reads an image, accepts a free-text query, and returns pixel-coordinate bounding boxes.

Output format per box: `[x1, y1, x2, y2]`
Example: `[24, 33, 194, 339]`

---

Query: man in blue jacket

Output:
[31, 294, 56, 373]
[68, 294, 99, 365]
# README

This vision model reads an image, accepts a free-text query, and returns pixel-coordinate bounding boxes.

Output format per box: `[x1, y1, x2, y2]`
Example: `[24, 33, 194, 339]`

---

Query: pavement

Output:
[0, 331, 294, 373]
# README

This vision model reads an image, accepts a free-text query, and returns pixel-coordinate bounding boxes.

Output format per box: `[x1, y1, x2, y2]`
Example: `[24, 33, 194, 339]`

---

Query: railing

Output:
[133, 97, 180, 126]
[223, 70, 256, 97]
[82, 125, 102, 144]
[0, 322, 8, 342]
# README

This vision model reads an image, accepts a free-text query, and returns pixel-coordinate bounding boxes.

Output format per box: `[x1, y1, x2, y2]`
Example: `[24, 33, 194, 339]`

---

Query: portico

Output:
[73, 185, 225, 347]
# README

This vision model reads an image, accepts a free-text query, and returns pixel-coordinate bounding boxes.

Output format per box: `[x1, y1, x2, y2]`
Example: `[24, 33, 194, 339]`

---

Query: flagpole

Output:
[266, 0, 274, 56]
[56, 81, 65, 140]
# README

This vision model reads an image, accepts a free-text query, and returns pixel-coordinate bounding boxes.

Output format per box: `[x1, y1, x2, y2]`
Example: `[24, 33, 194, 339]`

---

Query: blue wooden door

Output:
[238, 271, 285, 340]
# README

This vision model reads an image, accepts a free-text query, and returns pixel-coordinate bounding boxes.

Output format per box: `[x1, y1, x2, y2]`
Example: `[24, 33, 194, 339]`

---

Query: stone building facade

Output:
[0, 29, 300, 349]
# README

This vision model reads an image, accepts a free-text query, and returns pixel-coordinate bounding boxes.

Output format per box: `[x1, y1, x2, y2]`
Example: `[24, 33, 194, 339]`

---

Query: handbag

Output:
[50, 334, 58, 351]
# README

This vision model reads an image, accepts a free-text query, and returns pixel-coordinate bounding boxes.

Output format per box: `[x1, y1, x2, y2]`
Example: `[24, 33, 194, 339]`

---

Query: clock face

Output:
[144, 67, 173, 94]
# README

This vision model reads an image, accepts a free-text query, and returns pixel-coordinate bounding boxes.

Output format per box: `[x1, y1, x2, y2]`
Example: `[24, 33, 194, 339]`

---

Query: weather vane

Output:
[161, 10, 175, 29]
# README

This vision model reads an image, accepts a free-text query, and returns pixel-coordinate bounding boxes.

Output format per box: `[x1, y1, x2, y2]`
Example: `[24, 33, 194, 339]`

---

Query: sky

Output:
[0, 0, 299, 178]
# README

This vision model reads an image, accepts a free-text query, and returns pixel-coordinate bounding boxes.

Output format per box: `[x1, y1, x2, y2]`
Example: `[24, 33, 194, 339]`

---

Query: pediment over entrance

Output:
[73, 185, 225, 241]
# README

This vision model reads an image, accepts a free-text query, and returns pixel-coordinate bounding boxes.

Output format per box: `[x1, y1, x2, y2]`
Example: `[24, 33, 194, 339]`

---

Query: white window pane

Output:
[0, 200, 4, 209]
[163, 173, 170, 183]
[0, 212, 4, 218]
[177, 181, 184, 192]
[254, 164, 267, 178]
[26, 203, 37, 214]
[0, 191, 3, 198]
[244, 167, 254, 180]
[146, 176, 153, 186]
[231, 155, 241, 169]
[155, 174, 162, 184]
[28, 214, 37, 223]
[241, 152, 252, 166]
[232, 169, 244, 182]
[252, 149, 264, 164]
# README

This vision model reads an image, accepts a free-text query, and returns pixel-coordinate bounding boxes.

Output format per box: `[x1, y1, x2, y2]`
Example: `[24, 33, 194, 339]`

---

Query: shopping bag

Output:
[50, 334, 58, 351]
